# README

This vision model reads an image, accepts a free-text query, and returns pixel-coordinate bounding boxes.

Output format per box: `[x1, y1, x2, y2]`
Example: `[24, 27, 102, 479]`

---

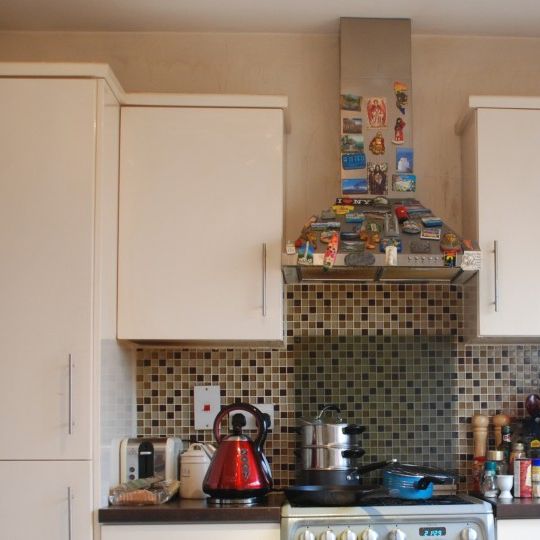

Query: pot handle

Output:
[356, 458, 397, 475]
[342, 424, 365, 435]
[316, 404, 342, 421]
[341, 449, 365, 459]
[415, 475, 445, 490]
[213, 402, 267, 449]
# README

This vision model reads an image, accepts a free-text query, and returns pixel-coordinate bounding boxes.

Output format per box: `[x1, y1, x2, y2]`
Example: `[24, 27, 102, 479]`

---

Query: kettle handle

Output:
[213, 402, 267, 449]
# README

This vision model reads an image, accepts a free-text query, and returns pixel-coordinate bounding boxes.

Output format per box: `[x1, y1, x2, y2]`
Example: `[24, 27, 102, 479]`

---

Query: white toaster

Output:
[119, 438, 183, 482]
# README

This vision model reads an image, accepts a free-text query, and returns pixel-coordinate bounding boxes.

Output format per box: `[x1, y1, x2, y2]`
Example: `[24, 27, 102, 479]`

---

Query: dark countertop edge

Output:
[476, 494, 540, 519]
[98, 494, 283, 524]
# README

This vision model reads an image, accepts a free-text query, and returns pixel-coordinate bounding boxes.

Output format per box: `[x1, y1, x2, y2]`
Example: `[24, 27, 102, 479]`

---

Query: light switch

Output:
[194, 385, 221, 430]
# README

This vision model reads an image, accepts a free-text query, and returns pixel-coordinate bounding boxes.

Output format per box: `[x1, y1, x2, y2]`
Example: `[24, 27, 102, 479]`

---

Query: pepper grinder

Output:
[472, 413, 489, 457]
[492, 411, 511, 449]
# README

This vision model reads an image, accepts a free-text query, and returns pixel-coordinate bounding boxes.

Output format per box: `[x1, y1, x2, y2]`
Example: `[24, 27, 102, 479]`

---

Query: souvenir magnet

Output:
[340, 94, 362, 111]
[320, 231, 334, 244]
[384, 213, 400, 237]
[310, 222, 329, 231]
[342, 178, 368, 195]
[461, 250, 482, 271]
[443, 251, 457, 267]
[344, 252, 375, 266]
[332, 204, 354, 215]
[421, 216, 443, 228]
[341, 240, 365, 252]
[297, 241, 314, 265]
[410, 240, 432, 254]
[440, 232, 461, 252]
[392, 117, 406, 145]
[385, 245, 398, 266]
[392, 174, 416, 192]
[396, 147, 414, 173]
[286, 241, 296, 255]
[320, 208, 336, 220]
[342, 152, 366, 170]
[342, 116, 363, 134]
[340, 230, 360, 241]
[369, 132, 386, 155]
[367, 162, 388, 195]
[393, 81, 408, 114]
[336, 197, 369, 205]
[341, 134, 364, 153]
[372, 196, 388, 206]
[345, 212, 365, 223]
[379, 237, 402, 253]
[395, 205, 409, 223]
[323, 232, 339, 271]
[420, 228, 441, 240]
[366, 98, 387, 128]
[402, 220, 421, 234]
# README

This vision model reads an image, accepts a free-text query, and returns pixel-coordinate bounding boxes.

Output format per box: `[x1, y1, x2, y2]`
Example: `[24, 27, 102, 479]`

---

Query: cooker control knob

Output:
[340, 529, 358, 540]
[319, 529, 336, 540]
[460, 528, 478, 540]
[387, 529, 406, 540]
[299, 529, 315, 540]
[360, 529, 378, 540]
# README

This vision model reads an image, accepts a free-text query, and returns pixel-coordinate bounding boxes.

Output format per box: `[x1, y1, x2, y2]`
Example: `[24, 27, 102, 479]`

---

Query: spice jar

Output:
[509, 442, 526, 470]
[481, 461, 498, 497]
[486, 450, 507, 475]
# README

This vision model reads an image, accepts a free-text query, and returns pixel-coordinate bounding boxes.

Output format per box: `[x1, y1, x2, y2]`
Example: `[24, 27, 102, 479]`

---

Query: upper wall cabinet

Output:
[117, 104, 285, 342]
[459, 99, 540, 338]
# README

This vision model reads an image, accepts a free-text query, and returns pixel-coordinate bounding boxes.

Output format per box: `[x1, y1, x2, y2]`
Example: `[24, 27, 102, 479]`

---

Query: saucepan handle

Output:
[341, 449, 365, 459]
[415, 475, 444, 491]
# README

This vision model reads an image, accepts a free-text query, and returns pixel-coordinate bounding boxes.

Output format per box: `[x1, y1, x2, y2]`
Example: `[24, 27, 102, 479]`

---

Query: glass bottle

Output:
[481, 461, 498, 497]
[498, 425, 513, 464]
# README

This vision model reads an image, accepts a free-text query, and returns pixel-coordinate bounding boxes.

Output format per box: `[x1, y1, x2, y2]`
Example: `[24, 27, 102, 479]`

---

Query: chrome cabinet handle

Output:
[262, 243, 267, 317]
[493, 240, 499, 312]
[67, 486, 73, 540]
[68, 354, 73, 435]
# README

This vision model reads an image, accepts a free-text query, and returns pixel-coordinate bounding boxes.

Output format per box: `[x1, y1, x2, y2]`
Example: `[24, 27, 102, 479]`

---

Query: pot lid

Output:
[386, 463, 456, 484]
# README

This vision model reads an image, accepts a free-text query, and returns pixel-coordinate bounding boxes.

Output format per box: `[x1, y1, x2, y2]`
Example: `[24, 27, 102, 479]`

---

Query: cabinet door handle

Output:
[493, 240, 499, 312]
[262, 243, 267, 317]
[67, 486, 73, 540]
[68, 353, 74, 435]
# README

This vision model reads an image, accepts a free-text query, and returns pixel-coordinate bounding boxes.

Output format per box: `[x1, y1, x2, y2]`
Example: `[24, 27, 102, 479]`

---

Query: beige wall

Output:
[2, 31, 540, 237]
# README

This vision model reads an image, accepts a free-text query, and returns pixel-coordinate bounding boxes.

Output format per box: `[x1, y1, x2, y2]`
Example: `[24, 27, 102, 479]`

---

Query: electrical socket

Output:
[228, 403, 274, 431]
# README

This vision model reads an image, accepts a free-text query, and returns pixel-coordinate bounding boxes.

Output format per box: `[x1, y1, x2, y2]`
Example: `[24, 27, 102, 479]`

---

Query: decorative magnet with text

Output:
[342, 116, 362, 134]
[322, 231, 339, 271]
[341, 134, 364, 153]
[394, 81, 408, 114]
[367, 162, 388, 195]
[342, 152, 366, 170]
[342, 178, 368, 195]
[368, 131, 385, 155]
[392, 173, 416, 192]
[392, 117, 406, 145]
[340, 94, 362, 111]
[396, 147, 414, 173]
[366, 98, 387, 128]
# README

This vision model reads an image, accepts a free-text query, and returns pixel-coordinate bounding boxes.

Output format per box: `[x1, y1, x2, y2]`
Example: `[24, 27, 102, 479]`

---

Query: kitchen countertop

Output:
[478, 495, 540, 519]
[98, 492, 284, 524]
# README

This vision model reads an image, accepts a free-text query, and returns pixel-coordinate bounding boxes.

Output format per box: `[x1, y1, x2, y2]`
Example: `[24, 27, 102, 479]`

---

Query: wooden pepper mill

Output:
[471, 413, 489, 457]
[492, 411, 511, 448]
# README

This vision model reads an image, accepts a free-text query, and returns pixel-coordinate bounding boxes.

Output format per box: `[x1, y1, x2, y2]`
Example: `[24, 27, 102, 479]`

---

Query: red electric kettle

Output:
[203, 402, 272, 503]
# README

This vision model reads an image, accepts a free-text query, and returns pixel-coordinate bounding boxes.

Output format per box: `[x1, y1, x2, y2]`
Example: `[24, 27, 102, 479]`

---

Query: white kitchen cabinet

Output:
[117, 105, 285, 341]
[497, 518, 540, 539]
[0, 461, 92, 540]
[101, 523, 280, 540]
[0, 78, 96, 459]
[459, 101, 540, 337]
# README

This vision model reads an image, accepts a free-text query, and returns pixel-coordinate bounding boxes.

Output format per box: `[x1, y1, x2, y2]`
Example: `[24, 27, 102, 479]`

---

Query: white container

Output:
[179, 443, 215, 499]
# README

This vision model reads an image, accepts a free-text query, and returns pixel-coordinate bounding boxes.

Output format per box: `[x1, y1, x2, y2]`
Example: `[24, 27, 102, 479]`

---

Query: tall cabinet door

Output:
[0, 461, 92, 540]
[118, 106, 284, 341]
[477, 108, 540, 336]
[0, 79, 96, 459]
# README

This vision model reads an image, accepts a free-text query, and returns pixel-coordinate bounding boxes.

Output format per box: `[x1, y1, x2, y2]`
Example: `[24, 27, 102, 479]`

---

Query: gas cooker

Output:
[281, 495, 494, 540]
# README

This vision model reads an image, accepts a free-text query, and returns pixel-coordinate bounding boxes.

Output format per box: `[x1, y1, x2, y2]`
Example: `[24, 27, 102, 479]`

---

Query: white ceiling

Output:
[1, 0, 540, 36]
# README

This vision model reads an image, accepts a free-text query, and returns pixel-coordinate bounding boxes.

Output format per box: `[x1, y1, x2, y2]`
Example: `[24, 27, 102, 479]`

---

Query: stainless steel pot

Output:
[301, 446, 365, 470]
[299, 405, 365, 447]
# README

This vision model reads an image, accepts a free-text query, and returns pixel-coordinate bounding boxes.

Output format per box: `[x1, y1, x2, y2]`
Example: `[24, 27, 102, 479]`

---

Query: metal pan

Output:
[284, 485, 388, 506]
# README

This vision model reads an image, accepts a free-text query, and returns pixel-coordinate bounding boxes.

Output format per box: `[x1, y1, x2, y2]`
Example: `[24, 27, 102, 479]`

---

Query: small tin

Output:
[532, 458, 540, 498]
[514, 458, 532, 498]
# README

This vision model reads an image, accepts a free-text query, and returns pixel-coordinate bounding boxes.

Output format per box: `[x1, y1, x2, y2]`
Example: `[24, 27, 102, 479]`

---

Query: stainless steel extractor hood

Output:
[282, 197, 481, 284]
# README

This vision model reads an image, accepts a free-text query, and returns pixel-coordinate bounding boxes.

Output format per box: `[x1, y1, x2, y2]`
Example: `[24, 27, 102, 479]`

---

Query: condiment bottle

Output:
[498, 425, 513, 464]
[492, 411, 511, 448]
[532, 458, 540, 498]
[509, 442, 526, 471]
[486, 450, 507, 475]
[481, 461, 498, 497]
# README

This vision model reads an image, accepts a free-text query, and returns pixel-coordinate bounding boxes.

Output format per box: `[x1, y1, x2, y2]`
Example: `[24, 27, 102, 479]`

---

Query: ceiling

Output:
[1, 0, 540, 37]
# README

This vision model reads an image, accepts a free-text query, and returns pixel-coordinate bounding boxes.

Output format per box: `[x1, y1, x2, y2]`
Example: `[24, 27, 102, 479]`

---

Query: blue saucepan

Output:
[383, 464, 456, 500]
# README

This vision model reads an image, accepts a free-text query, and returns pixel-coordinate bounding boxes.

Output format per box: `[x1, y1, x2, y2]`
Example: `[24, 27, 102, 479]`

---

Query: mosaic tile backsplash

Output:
[136, 283, 540, 489]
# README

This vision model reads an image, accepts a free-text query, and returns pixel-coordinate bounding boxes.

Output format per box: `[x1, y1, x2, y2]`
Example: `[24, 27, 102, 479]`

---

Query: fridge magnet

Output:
[366, 98, 387, 128]
[345, 212, 365, 223]
[396, 147, 414, 173]
[332, 204, 355, 215]
[420, 228, 441, 241]
[341, 134, 364, 153]
[342, 152, 366, 170]
[421, 216, 443, 228]
[392, 173, 416, 192]
[402, 220, 421, 234]
[322, 232, 339, 271]
[341, 240, 365, 252]
[368, 132, 386, 155]
[344, 252, 375, 266]
[410, 239, 432, 254]
[297, 241, 314, 265]
[340, 94, 362, 111]
[367, 162, 388, 195]
[393, 81, 408, 114]
[320, 230, 335, 243]
[342, 178, 368, 195]
[342, 116, 363, 134]
[320, 208, 337, 220]
[392, 117, 406, 145]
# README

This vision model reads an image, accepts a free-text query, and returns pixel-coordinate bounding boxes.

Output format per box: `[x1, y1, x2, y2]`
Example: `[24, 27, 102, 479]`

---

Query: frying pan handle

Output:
[341, 449, 365, 459]
[356, 458, 397, 475]
[415, 475, 444, 490]
[342, 424, 365, 435]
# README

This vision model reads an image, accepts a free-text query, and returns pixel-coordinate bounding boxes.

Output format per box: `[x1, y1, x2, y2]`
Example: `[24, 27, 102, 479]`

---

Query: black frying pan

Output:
[284, 485, 388, 506]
